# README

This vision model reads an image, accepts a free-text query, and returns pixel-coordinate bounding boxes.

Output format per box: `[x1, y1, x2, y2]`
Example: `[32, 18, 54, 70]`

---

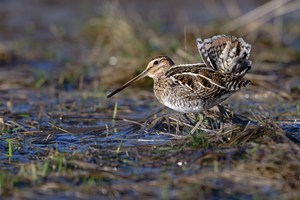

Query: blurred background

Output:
[0, 0, 299, 91]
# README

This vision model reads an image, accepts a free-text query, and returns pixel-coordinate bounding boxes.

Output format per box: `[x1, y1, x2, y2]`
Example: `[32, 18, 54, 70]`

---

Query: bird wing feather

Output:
[165, 64, 228, 96]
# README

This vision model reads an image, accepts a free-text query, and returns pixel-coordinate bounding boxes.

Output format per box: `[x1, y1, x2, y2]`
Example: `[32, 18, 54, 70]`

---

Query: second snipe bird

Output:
[107, 35, 252, 113]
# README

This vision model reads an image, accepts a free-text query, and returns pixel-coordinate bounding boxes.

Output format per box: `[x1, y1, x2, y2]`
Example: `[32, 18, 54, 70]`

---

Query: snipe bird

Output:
[107, 35, 252, 113]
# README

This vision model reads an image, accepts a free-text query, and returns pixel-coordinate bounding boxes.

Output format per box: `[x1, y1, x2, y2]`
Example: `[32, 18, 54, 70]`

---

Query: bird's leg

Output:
[217, 104, 225, 123]
[216, 104, 233, 130]
[217, 104, 233, 121]
[175, 113, 180, 134]
[189, 113, 204, 135]
[168, 112, 182, 134]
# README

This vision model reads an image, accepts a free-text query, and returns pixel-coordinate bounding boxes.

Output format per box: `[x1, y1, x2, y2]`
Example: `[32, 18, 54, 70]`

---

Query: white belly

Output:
[162, 98, 205, 113]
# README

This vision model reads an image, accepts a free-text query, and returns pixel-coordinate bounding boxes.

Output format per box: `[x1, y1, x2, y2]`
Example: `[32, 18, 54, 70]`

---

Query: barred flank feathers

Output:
[226, 79, 252, 91]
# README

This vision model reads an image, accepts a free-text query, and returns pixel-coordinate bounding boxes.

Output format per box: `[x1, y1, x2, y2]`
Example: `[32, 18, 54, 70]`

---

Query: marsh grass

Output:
[5, 139, 12, 159]
[112, 101, 118, 133]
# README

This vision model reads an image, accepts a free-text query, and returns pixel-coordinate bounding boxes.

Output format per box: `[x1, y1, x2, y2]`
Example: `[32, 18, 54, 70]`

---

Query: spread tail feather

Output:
[197, 35, 251, 77]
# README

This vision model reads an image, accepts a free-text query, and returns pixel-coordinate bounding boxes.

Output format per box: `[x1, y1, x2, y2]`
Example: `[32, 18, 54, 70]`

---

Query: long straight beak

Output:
[107, 70, 147, 98]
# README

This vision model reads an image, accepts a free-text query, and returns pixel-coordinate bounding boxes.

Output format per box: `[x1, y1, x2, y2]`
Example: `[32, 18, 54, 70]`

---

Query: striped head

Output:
[146, 56, 175, 79]
[107, 56, 175, 98]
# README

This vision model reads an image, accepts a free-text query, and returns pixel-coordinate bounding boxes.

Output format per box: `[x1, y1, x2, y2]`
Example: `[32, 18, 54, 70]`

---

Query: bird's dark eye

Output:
[154, 60, 159, 65]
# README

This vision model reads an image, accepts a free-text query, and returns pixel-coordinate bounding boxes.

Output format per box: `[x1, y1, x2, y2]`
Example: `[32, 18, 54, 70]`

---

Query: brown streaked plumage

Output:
[107, 35, 252, 113]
